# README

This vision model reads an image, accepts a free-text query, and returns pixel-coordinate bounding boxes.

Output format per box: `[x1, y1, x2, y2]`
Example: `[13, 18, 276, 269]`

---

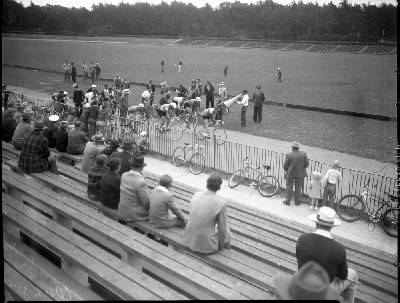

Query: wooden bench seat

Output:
[4, 231, 104, 301]
[3, 162, 396, 303]
[2, 167, 271, 300]
[3, 192, 189, 301]
[48, 148, 83, 166]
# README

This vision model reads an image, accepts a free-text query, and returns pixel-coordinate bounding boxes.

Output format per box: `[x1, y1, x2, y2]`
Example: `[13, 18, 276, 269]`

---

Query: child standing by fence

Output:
[308, 171, 323, 210]
[322, 160, 342, 208]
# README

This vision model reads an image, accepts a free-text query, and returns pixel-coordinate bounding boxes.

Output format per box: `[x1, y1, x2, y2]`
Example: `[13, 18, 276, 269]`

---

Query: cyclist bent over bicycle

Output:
[157, 102, 176, 130]
[202, 105, 220, 138]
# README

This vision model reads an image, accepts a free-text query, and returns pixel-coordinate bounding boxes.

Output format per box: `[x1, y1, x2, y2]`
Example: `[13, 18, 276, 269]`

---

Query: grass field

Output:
[1, 37, 397, 164]
[2, 38, 397, 117]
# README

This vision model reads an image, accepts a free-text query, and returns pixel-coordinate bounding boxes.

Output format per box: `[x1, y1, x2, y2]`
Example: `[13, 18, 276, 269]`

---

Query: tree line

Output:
[2, 0, 397, 42]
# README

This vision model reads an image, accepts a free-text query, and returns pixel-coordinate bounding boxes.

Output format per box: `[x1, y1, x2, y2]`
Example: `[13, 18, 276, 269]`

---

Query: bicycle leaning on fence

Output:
[336, 182, 398, 237]
[229, 157, 280, 197]
[172, 142, 205, 175]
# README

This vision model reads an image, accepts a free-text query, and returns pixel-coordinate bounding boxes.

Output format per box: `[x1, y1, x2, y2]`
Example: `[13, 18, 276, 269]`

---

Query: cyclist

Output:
[137, 130, 149, 155]
[157, 102, 176, 131]
[201, 104, 221, 138]
[159, 81, 171, 106]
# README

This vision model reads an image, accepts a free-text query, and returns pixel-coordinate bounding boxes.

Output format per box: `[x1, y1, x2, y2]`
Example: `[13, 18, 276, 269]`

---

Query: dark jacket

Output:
[283, 149, 309, 179]
[100, 170, 121, 209]
[18, 130, 51, 173]
[73, 89, 85, 107]
[42, 123, 57, 148]
[203, 83, 215, 96]
[87, 165, 109, 201]
[109, 150, 133, 176]
[252, 91, 265, 107]
[2, 110, 16, 142]
[53, 128, 69, 152]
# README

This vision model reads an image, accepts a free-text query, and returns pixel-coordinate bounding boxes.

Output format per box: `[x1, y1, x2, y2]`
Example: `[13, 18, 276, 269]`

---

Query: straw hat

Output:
[291, 141, 300, 149]
[49, 114, 59, 122]
[308, 207, 341, 227]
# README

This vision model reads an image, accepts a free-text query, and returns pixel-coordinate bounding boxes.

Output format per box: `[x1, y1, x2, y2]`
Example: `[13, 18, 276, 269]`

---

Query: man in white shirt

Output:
[322, 160, 343, 208]
[237, 90, 249, 127]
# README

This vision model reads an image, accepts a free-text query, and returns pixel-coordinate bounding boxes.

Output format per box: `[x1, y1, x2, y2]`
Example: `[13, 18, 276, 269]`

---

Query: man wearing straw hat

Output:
[296, 206, 359, 303]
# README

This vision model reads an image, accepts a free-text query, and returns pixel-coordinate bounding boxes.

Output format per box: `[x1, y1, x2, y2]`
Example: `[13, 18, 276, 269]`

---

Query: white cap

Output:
[49, 115, 60, 122]
[138, 103, 144, 107]
[170, 102, 177, 108]
[84, 103, 90, 108]
[140, 131, 147, 136]
[92, 84, 96, 88]
[63, 91, 68, 95]
[195, 97, 201, 101]
[123, 89, 130, 94]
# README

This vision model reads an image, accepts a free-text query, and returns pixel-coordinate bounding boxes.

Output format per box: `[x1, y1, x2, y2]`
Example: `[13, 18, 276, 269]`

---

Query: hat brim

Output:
[132, 163, 147, 168]
[308, 214, 341, 227]
[274, 274, 338, 300]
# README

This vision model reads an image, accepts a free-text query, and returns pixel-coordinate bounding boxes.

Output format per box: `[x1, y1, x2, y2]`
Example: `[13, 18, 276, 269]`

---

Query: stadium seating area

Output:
[173, 38, 395, 55]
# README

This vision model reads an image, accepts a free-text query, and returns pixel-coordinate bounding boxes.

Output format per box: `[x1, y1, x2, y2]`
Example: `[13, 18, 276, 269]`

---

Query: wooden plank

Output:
[4, 232, 103, 301]
[2, 198, 183, 301]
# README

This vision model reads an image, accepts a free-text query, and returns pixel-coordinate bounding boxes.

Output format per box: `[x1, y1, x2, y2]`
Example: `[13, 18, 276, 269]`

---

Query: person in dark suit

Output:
[203, 79, 215, 108]
[252, 85, 265, 123]
[109, 139, 137, 176]
[283, 141, 309, 206]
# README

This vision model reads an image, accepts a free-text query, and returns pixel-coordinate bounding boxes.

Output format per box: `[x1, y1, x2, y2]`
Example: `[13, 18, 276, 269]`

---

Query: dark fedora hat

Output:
[121, 139, 135, 150]
[131, 154, 147, 168]
[274, 261, 338, 300]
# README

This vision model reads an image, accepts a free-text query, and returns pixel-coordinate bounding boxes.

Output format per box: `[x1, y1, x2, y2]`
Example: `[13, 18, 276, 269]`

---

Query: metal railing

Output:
[5, 92, 397, 213]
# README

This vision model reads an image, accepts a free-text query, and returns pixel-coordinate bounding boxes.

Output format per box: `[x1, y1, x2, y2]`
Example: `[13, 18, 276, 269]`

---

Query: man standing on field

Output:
[252, 85, 265, 123]
[62, 61, 70, 82]
[82, 61, 89, 83]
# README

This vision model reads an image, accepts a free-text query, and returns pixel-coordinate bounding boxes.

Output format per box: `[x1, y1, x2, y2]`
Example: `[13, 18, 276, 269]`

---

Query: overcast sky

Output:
[18, 0, 396, 10]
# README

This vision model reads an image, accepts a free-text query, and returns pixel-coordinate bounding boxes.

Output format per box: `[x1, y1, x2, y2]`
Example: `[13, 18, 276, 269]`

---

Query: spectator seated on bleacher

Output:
[296, 207, 358, 303]
[53, 121, 69, 153]
[13, 103, 25, 125]
[100, 139, 120, 157]
[118, 154, 150, 222]
[184, 173, 231, 254]
[81, 133, 105, 174]
[273, 261, 339, 300]
[2, 102, 17, 143]
[43, 115, 59, 148]
[100, 158, 122, 209]
[18, 117, 58, 174]
[67, 120, 88, 156]
[87, 154, 109, 201]
[11, 112, 33, 150]
[109, 139, 137, 177]
[149, 174, 187, 229]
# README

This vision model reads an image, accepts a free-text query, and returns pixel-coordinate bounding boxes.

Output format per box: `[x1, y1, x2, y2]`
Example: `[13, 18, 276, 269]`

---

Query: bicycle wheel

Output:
[258, 175, 280, 197]
[135, 121, 148, 136]
[169, 122, 183, 141]
[172, 147, 185, 167]
[229, 170, 245, 188]
[336, 195, 366, 222]
[213, 127, 227, 144]
[194, 124, 205, 140]
[381, 208, 398, 238]
[189, 153, 205, 175]
[151, 121, 163, 137]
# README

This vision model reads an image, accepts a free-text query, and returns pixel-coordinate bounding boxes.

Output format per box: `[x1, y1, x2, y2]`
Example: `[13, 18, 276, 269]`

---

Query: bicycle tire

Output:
[151, 121, 163, 137]
[381, 208, 398, 238]
[189, 153, 205, 175]
[258, 175, 280, 197]
[169, 122, 183, 141]
[229, 170, 245, 188]
[213, 127, 227, 144]
[172, 147, 185, 167]
[336, 195, 366, 222]
[135, 121, 148, 136]
[194, 124, 205, 140]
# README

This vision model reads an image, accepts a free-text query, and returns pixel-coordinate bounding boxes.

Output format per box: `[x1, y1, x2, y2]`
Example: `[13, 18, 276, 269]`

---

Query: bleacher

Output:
[2, 140, 398, 302]
[334, 44, 366, 53]
[225, 40, 248, 47]
[361, 45, 395, 54]
[284, 43, 312, 51]
[207, 40, 229, 46]
[307, 44, 340, 52]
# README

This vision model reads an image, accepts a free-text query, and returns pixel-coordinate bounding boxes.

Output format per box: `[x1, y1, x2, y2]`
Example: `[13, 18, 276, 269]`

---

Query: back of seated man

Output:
[53, 121, 69, 153]
[296, 207, 358, 303]
[67, 120, 88, 155]
[12, 112, 34, 150]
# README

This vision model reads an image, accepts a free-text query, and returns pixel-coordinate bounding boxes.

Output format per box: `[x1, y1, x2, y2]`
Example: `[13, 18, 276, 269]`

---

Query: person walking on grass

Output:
[178, 60, 183, 73]
[283, 141, 309, 206]
[149, 174, 187, 229]
[252, 85, 265, 123]
[278, 68, 282, 82]
[237, 90, 249, 127]
[296, 207, 358, 303]
[321, 160, 342, 208]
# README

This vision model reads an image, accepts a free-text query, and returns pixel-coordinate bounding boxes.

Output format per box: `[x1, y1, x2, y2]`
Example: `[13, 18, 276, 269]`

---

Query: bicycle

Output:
[336, 184, 398, 237]
[194, 117, 227, 144]
[229, 157, 280, 197]
[172, 142, 205, 175]
[152, 116, 184, 141]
